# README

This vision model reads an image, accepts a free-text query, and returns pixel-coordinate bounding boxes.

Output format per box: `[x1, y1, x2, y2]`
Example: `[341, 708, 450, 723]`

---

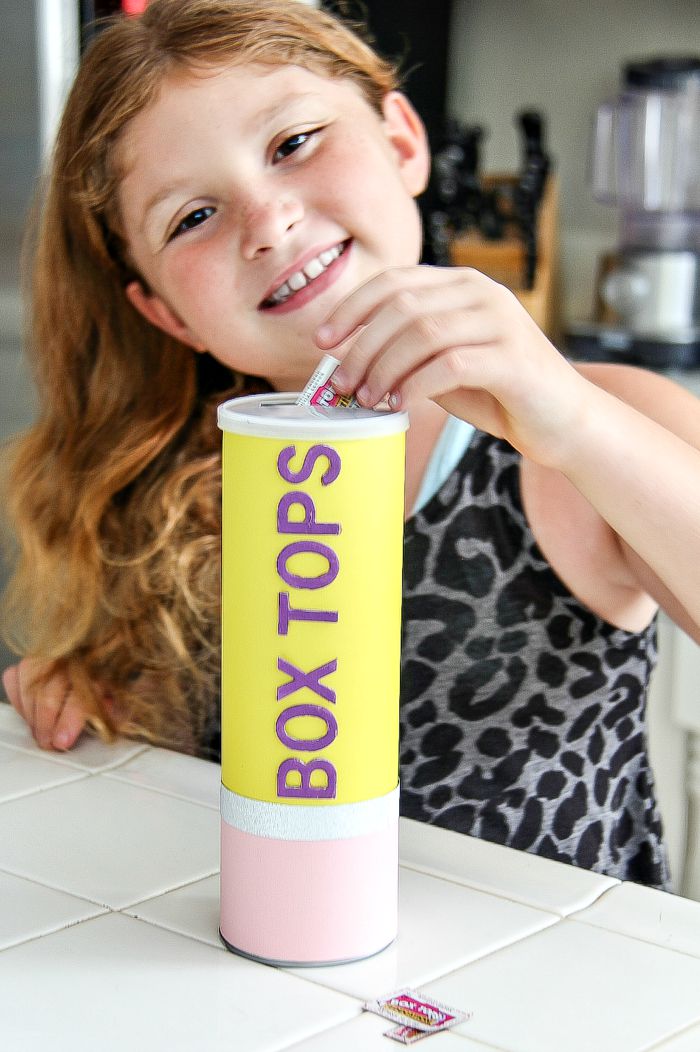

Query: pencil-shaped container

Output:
[217, 392, 408, 966]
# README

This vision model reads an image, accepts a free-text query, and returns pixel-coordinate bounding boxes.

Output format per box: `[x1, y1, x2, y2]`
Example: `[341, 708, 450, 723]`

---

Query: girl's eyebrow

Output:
[142, 181, 193, 231]
[139, 91, 325, 232]
[254, 90, 322, 128]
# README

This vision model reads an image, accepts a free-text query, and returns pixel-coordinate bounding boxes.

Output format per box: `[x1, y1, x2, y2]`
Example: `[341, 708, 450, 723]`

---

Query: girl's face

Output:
[117, 62, 429, 391]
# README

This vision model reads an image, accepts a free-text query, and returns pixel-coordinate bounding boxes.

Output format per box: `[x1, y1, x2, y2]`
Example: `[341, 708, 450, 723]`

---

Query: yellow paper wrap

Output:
[218, 394, 408, 807]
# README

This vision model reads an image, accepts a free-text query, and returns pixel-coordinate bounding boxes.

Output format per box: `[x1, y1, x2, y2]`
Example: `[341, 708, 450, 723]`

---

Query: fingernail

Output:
[388, 391, 402, 410]
[53, 731, 71, 750]
[331, 368, 348, 391]
[356, 384, 372, 405]
[316, 324, 334, 346]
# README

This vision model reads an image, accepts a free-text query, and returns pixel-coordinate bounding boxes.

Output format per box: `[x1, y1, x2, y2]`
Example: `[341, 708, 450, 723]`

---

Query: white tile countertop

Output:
[2, 701, 700, 1052]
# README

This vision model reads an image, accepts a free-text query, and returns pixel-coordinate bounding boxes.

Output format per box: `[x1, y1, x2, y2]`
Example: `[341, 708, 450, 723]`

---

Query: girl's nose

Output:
[240, 192, 304, 260]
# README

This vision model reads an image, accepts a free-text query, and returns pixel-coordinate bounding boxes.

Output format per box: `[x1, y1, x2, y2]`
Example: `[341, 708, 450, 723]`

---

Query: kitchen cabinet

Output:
[651, 615, 700, 898]
[631, 369, 700, 899]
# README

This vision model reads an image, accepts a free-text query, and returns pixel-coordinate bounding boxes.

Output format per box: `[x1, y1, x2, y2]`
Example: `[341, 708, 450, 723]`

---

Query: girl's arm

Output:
[321, 266, 700, 638]
[552, 363, 700, 641]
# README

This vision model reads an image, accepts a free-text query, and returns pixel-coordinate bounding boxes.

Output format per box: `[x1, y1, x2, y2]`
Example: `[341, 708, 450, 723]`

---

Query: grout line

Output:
[0, 908, 111, 956]
[120, 868, 220, 912]
[0, 738, 88, 765]
[0, 860, 222, 917]
[279, 912, 561, 1006]
[568, 912, 700, 964]
[84, 743, 153, 773]
[117, 912, 224, 952]
[414, 915, 565, 992]
[56, 744, 153, 775]
[117, 909, 228, 953]
[268, 1008, 391, 1052]
[0, 862, 116, 910]
[398, 858, 576, 918]
[556, 878, 623, 917]
[0, 771, 92, 808]
[0, 776, 88, 805]
[641, 1017, 700, 1052]
[564, 878, 621, 917]
[247, 1003, 364, 1052]
[101, 769, 219, 810]
[106, 866, 222, 911]
[0, 736, 151, 775]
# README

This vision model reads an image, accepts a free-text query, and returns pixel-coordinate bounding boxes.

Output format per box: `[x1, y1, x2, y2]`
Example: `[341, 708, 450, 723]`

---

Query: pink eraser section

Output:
[220, 818, 398, 965]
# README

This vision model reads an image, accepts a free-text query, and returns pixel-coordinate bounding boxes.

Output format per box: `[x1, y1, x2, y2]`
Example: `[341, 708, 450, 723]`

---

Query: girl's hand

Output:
[2, 658, 88, 751]
[320, 266, 591, 470]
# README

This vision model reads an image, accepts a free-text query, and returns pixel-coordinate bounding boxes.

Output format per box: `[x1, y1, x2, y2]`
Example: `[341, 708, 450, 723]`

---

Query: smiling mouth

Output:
[260, 240, 350, 309]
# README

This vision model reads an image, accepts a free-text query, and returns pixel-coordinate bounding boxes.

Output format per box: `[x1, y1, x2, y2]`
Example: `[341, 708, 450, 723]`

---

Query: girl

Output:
[3, 0, 700, 887]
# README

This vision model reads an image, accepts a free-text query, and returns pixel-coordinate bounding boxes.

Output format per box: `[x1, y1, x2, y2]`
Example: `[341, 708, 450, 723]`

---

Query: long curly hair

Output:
[1, 0, 399, 755]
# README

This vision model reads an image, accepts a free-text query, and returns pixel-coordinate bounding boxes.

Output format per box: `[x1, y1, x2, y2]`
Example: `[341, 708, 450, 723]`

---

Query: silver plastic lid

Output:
[217, 392, 409, 439]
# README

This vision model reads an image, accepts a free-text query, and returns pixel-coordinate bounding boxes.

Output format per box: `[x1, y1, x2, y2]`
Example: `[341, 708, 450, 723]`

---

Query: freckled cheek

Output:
[314, 141, 421, 257]
[312, 135, 381, 202]
[166, 245, 234, 325]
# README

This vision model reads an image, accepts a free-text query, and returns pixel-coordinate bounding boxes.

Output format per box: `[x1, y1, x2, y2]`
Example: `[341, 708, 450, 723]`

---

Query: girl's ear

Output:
[125, 281, 207, 352]
[381, 91, 431, 197]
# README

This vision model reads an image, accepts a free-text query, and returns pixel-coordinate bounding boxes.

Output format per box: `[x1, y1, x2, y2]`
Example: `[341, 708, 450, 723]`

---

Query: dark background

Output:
[82, 0, 453, 144]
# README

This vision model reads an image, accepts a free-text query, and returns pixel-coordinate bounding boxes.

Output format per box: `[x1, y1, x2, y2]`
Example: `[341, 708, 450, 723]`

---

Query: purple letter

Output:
[276, 492, 340, 535]
[277, 658, 337, 703]
[277, 444, 341, 486]
[278, 593, 338, 635]
[277, 540, 339, 590]
[276, 703, 338, 751]
[277, 758, 337, 799]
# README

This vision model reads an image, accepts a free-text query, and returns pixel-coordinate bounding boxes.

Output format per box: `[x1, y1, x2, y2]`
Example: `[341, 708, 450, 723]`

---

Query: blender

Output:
[567, 56, 700, 368]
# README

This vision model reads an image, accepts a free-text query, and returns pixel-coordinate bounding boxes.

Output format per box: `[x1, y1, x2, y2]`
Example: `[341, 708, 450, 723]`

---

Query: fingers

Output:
[363, 314, 500, 409]
[317, 264, 465, 357]
[389, 345, 494, 411]
[4, 659, 38, 728]
[316, 262, 584, 468]
[325, 273, 502, 408]
[2, 658, 86, 751]
[51, 694, 88, 751]
[2, 663, 20, 712]
[33, 673, 71, 750]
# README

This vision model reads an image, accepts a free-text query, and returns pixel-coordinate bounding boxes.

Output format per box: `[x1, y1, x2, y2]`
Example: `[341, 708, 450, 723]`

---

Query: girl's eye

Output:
[273, 129, 320, 163]
[169, 205, 216, 241]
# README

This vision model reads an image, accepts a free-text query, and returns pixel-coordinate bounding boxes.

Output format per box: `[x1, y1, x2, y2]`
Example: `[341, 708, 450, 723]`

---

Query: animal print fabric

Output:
[400, 432, 670, 889]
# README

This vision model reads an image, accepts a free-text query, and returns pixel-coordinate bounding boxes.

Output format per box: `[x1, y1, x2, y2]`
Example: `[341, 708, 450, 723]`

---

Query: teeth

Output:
[304, 258, 324, 280]
[288, 272, 307, 291]
[266, 243, 344, 306]
[271, 282, 291, 303]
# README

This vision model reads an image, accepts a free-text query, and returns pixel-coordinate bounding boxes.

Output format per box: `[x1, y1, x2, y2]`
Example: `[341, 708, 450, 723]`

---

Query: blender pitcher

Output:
[589, 57, 700, 364]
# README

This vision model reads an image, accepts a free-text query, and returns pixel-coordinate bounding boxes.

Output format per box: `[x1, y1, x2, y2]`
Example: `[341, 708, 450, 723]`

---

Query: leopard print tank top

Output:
[400, 431, 670, 889]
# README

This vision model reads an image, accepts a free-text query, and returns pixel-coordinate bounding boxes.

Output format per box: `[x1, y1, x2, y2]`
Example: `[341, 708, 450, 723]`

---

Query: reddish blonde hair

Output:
[1, 0, 399, 754]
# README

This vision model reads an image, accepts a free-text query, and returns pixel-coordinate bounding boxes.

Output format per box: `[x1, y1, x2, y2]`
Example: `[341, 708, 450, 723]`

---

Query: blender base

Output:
[564, 323, 700, 371]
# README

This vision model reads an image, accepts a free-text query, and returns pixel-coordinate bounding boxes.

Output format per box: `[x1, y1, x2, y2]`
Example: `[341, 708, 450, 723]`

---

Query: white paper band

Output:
[220, 783, 400, 841]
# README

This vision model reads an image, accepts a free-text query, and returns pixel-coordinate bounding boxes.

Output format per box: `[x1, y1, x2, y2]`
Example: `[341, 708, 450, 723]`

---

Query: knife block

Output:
[449, 173, 559, 340]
